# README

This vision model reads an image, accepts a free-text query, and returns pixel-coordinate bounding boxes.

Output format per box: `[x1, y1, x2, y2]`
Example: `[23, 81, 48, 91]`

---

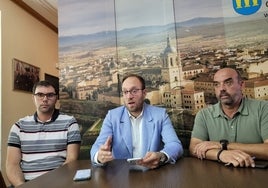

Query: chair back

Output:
[0, 171, 7, 188]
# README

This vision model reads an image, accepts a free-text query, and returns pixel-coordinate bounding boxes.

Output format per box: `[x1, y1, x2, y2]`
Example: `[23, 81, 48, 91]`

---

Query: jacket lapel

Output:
[120, 108, 133, 156]
[141, 105, 154, 156]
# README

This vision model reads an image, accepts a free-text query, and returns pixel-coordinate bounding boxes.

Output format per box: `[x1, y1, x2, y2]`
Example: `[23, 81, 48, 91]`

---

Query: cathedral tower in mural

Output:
[161, 36, 183, 89]
[160, 36, 183, 108]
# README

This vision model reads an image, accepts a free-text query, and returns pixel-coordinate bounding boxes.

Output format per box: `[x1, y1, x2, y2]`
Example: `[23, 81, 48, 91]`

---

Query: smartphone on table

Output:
[73, 169, 91, 181]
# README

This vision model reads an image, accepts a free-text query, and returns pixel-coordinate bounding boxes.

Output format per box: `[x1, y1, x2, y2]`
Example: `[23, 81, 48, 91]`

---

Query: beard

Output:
[124, 100, 144, 116]
[218, 91, 234, 106]
[126, 103, 142, 113]
[38, 104, 54, 114]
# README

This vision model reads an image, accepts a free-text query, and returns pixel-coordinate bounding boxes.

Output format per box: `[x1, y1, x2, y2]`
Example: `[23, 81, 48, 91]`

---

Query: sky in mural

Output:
[58, 0, 267, 36]
[59, 0, 221, 36]
[58, 0, 115, 36]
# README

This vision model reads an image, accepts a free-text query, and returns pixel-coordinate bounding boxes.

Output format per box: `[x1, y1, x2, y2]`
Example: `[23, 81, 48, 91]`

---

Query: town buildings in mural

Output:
[59, 10, 268, 158]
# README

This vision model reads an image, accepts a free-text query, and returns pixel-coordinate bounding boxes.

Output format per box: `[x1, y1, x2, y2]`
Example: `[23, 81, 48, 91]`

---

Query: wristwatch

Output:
[220, 139, 229, 150]
[158, 152, 167, 166]
[217, 139, 229, 163]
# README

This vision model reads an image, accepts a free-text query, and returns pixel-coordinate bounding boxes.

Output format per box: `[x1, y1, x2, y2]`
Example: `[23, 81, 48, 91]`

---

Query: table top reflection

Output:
[18, 157, 268, 188]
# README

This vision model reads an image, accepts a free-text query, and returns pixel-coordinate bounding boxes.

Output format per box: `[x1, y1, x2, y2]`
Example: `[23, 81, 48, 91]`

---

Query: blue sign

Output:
[233, 0, 262, 15]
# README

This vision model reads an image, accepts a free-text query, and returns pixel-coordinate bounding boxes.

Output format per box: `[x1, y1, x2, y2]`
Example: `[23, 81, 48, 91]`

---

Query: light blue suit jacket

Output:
[90, 103, 183, 164]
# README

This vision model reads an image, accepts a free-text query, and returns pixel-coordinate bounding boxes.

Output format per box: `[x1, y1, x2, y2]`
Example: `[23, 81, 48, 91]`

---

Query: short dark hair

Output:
[235, 69, 243, 81]
[122, 74, 145, 89]
[32, 80, 58, 95]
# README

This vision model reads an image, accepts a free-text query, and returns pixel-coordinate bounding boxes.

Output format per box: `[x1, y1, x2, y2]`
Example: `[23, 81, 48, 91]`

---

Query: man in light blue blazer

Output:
[90, 74, 183, 169]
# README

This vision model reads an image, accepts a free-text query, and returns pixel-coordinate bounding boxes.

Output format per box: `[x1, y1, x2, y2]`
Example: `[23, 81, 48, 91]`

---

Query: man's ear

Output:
[142, 89, 147, 96]
[240, 80, 245, 88]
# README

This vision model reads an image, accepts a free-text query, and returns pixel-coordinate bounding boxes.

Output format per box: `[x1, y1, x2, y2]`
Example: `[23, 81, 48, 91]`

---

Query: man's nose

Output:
[126, 93, 134, 98]
[219, 85, 226, 90]
[42, 95, 49, 100]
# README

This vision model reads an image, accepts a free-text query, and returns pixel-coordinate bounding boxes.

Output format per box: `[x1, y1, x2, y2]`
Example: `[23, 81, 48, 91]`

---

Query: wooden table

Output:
[17, 157, 268, 188]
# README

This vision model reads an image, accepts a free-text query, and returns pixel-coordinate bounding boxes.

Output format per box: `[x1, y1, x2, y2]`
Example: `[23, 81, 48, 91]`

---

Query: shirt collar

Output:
[34, 109, 60, 123]
[128, 109, 144, 119]
[213, 98, 248, 118]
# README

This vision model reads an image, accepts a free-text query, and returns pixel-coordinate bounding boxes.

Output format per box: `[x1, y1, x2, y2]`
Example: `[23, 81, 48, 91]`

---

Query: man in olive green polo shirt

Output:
[189, 68, 268, 167]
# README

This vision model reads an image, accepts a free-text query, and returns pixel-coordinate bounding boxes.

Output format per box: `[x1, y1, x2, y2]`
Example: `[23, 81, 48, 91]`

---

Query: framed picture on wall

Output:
[45, 73, 59, 95]
[13, 58, 40, 93]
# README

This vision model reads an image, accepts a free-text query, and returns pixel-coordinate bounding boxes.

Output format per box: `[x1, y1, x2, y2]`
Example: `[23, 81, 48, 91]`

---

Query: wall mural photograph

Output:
[58, 0, 268, 159]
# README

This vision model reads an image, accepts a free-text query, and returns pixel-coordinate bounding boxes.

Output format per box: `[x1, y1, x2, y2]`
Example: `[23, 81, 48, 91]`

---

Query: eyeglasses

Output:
[34, 92, 57, 99]
[122, 89, 144, 96]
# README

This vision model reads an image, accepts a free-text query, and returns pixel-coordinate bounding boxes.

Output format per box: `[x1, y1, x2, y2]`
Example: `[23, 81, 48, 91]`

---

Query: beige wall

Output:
[0, 1, 58, 185]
